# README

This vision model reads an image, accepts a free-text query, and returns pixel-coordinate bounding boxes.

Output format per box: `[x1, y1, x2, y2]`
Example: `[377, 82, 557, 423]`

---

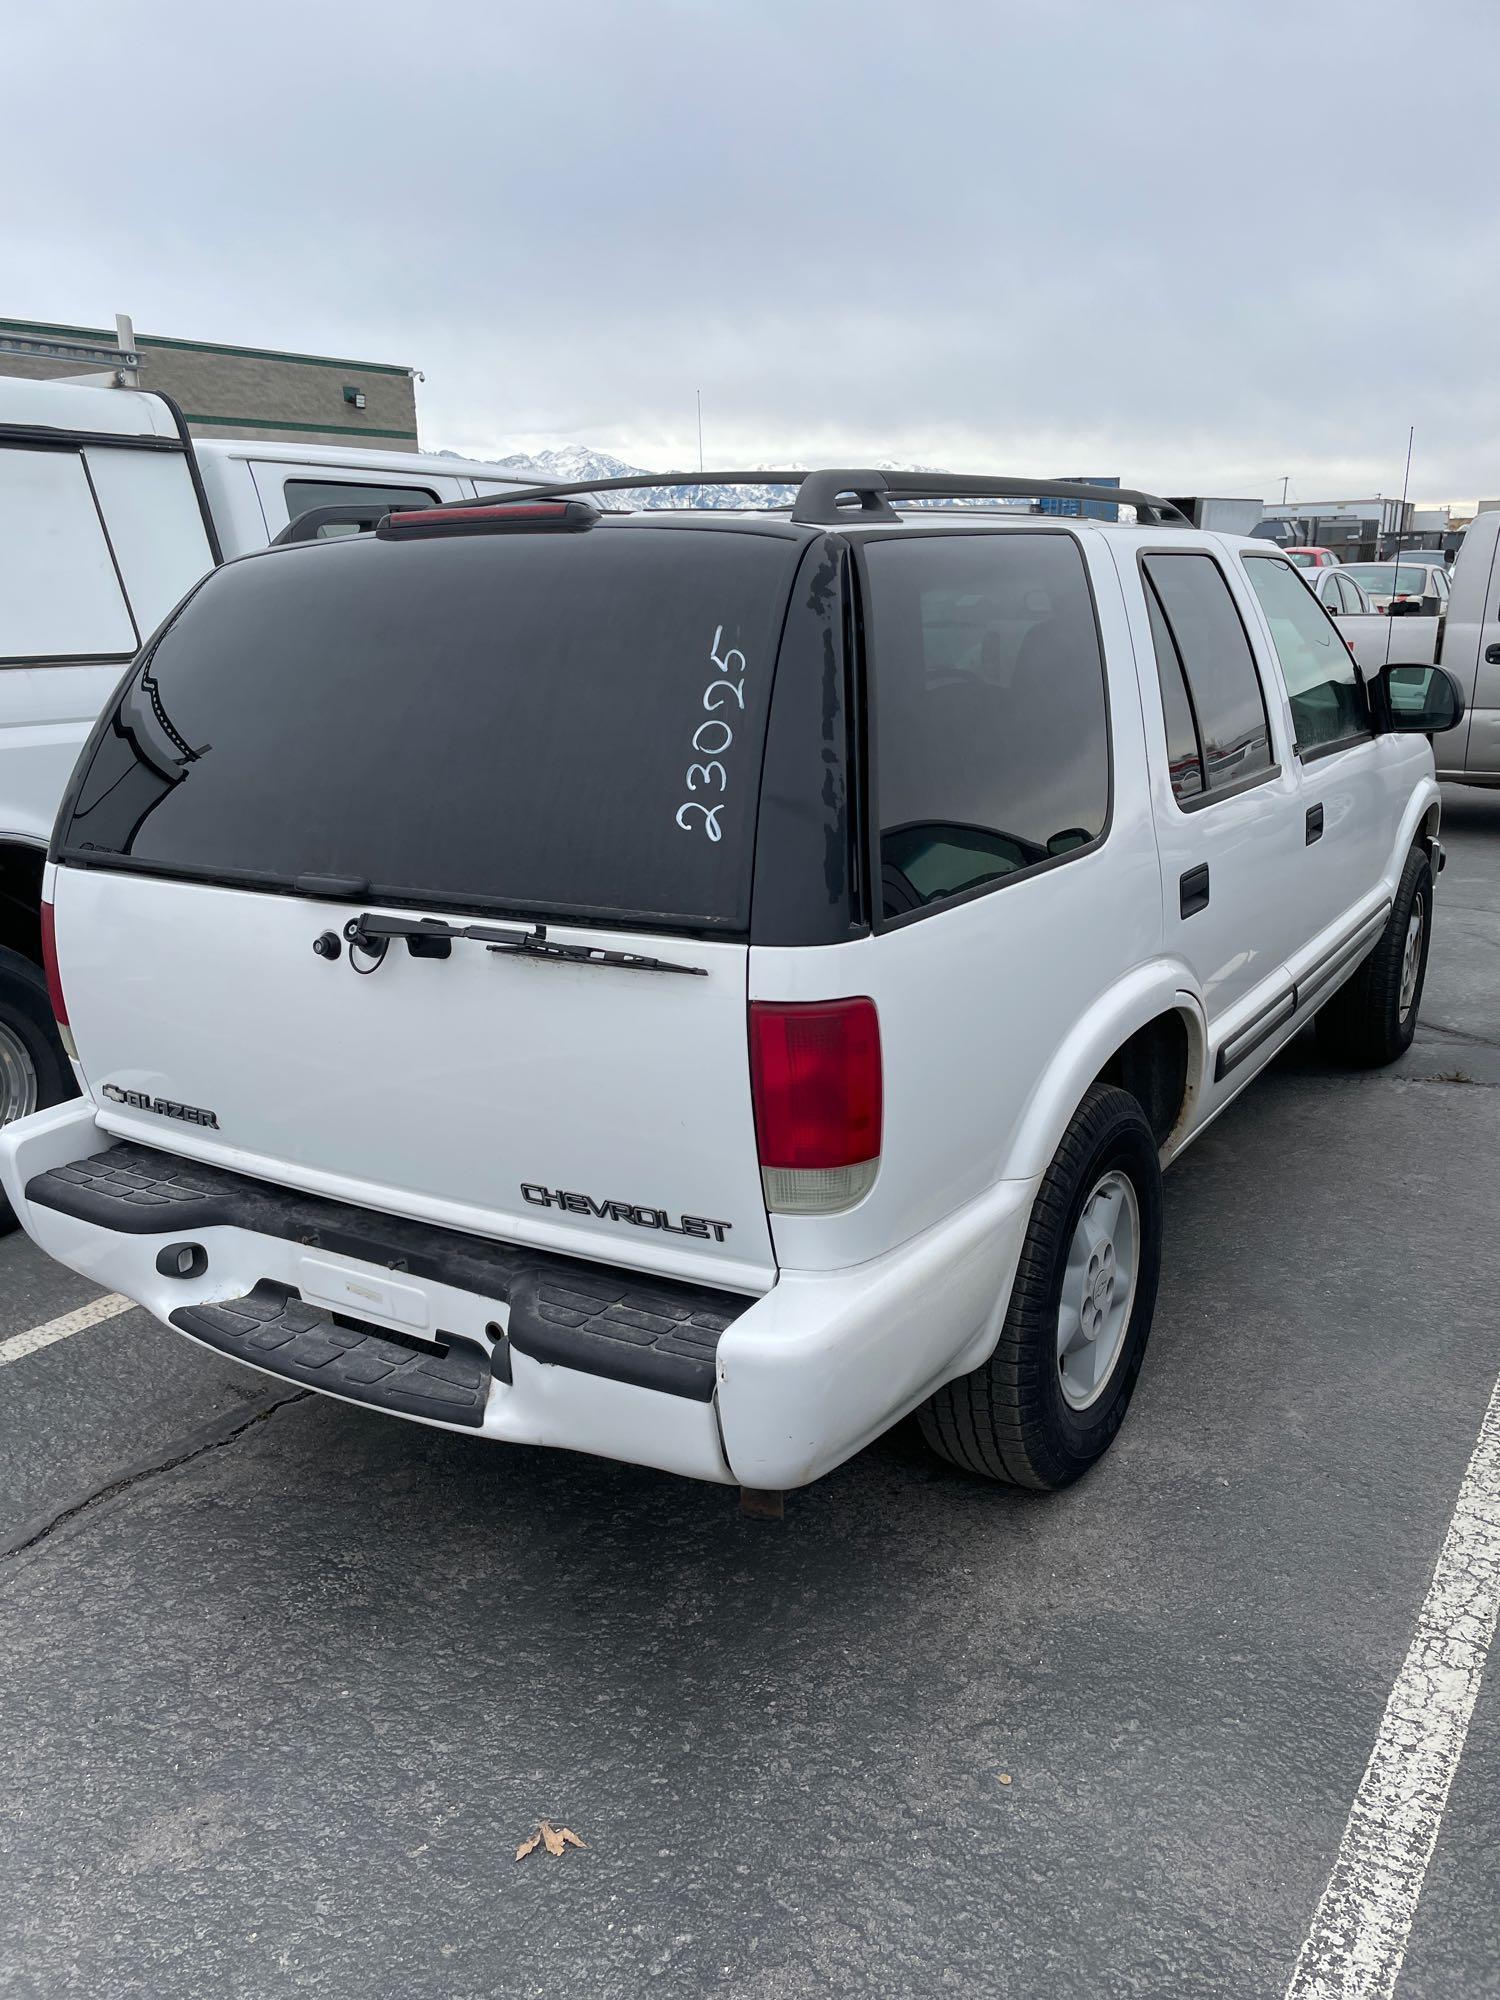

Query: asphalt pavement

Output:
[1, 786, 1497, 2000]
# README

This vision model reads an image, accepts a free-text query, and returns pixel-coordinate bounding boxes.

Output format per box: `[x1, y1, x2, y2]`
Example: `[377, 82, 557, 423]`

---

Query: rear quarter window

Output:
[58, 524, 803, 932]
[862, 531, 1110, 920]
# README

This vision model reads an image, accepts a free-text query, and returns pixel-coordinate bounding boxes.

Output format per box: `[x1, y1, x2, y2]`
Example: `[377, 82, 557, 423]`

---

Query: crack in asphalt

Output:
[0, 1388, 309, 1571]
[1420, 1020, 1500, 1049]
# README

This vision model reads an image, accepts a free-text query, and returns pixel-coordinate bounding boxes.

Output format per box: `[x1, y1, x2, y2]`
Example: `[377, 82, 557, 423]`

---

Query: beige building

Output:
[0, 313, 420, 451]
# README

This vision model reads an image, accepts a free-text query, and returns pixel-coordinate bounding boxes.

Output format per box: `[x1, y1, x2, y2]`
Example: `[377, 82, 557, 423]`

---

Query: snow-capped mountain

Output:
[487, 447, 800, 510]
[443, 446, 1043, 512]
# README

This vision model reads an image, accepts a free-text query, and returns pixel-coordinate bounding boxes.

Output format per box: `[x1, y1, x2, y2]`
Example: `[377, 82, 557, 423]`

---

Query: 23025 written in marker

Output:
[675, 624, 746, 843]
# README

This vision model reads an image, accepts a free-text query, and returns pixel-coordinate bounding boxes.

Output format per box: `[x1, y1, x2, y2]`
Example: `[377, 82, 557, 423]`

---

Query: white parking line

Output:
[0, 1293, 136, 1369]
[1284, 1371, 1500, 2000]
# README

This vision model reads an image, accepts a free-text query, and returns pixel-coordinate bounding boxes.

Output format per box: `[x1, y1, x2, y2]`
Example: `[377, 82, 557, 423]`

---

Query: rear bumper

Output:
[0, 1102, 1038, 1491]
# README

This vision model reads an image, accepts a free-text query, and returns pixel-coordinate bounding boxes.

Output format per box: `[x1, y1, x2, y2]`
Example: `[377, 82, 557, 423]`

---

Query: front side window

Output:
[1243, 555, 1371, 754]
[1141, 554, 1274, 799]
[863, 532, 1109, 919]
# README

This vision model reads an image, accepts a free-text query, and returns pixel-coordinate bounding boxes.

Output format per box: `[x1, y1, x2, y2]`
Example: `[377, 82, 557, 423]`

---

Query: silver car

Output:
[1341, 560, 1451, 616]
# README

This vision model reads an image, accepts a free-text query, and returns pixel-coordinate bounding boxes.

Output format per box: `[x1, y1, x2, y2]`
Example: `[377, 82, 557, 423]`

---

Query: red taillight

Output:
[40, 899, 76, 1060]
[40, 900, 66, 1026]
[749, 999, 882, 1214]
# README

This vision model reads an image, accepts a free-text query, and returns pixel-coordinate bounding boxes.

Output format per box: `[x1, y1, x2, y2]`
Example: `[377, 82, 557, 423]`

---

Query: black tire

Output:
[917, 1083, 1163, 1490]
[0, 945, 76, 1235]
[1314, 846, 1432, 1069]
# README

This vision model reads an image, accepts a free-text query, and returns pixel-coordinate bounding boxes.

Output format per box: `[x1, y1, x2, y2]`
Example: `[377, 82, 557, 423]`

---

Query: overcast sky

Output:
[7, 1, 1496, 504]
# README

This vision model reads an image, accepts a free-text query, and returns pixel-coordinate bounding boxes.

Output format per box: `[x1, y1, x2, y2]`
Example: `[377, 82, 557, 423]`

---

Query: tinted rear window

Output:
[58, 524, 802, 931]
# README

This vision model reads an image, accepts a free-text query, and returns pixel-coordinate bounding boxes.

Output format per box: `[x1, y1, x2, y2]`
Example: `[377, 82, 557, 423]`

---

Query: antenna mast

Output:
[1384, 426, 1415, 667]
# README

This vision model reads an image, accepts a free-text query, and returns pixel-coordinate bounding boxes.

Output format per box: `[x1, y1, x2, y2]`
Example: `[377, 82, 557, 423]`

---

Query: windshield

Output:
[1342, 564, 1440, 594]
[1287, 550, 1318, 567]
[57, 523, 803, 933]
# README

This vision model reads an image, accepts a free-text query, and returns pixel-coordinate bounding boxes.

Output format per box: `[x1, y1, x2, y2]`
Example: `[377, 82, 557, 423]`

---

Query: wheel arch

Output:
[1391, 777, 1441, 887]
[1003, 964, 1206, 1182]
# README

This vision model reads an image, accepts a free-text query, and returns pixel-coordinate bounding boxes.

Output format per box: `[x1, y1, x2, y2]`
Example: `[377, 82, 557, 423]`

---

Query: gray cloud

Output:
[6, 0, 1496, 501]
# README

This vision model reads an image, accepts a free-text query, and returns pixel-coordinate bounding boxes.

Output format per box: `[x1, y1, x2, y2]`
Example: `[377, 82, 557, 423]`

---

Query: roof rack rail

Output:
[272, 498, 397, 545]
[435, 468, 1187, 529]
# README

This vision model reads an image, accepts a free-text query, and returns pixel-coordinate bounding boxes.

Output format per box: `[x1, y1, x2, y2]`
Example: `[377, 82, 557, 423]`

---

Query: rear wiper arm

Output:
[344, 912, 706, 976]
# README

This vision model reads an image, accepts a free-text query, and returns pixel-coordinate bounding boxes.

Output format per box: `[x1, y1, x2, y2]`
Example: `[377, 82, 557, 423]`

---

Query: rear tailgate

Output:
[51, 517, 808, 1291]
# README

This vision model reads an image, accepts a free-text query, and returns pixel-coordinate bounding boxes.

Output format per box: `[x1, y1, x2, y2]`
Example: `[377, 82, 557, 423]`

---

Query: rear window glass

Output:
[863, 532, 1109, 919]
[282, 479, 439, 539]
[1343, 564, 1440, 595]
[58, 525, 801, 932]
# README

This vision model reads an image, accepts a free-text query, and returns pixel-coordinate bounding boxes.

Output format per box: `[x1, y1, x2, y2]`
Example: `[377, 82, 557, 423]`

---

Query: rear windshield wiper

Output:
[343, 912, 707, 977]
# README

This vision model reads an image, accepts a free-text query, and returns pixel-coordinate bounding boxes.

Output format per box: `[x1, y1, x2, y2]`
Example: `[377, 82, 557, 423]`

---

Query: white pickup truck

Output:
[1334, 508, 1500, 787]
[0, 373, 534, 1196]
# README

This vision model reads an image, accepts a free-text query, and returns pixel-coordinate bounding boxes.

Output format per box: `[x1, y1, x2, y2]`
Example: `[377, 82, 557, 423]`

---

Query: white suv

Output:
[0, 470, 1464, 1499]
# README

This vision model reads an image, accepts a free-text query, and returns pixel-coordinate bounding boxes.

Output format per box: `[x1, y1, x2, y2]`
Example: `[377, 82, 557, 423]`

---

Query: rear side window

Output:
[1243, 555, 1371, 754]
[283, 479, 439, 539]
[862, 532, 1109, 920]
[59, 524, 802, 932]
[1141, 554, 1274, 802]
[0, 447, 137, 661]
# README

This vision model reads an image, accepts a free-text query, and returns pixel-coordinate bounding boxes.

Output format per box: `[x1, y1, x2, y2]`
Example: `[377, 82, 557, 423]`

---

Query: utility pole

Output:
[1281, 475, 1289, 505]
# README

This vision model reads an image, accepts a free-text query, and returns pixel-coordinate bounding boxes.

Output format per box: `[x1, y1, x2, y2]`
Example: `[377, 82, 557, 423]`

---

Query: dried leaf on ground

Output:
[516, 1819, 587, 1861]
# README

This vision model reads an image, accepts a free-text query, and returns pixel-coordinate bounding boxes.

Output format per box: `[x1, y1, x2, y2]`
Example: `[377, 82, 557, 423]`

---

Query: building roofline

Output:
[0, 315, 414, 378]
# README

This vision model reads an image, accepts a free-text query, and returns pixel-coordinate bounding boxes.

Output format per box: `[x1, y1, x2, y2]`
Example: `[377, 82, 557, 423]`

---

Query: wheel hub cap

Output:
[1057, 1170, 1140, 1412]
[0, 1020, 38, 1128]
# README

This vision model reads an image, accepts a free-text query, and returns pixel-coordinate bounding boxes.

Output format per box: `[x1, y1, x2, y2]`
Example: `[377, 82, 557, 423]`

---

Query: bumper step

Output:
[172, 1283, 491, 1426]
[27, 1142, 752, 1403]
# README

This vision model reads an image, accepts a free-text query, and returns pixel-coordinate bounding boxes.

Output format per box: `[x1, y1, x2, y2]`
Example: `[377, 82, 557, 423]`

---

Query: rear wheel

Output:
[0, 946, 74, 1234]
[917, 1083, 1163, 1489]
[1315, 846, 1432, 1069]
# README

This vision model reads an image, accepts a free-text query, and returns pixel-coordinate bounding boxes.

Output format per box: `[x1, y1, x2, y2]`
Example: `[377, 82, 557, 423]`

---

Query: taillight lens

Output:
[749, 998, 882, 1215]
[40, 900, 77, 1060]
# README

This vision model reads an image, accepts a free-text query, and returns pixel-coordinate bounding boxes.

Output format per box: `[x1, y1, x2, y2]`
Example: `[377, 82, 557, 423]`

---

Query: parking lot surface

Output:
[2, 787, 1497, 2000]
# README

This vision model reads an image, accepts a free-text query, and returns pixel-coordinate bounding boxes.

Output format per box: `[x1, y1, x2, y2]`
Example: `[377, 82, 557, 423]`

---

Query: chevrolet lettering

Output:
[520, 1183, 733, 1241]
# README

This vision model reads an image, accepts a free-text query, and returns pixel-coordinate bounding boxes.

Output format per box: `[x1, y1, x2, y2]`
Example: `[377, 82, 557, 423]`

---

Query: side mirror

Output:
[1378, 663, 1466, 735]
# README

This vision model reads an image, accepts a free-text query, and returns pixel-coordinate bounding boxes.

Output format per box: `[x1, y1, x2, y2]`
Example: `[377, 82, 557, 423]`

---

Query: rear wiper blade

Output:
[344, 912, 706, 976]
[486, 932, 708, 977]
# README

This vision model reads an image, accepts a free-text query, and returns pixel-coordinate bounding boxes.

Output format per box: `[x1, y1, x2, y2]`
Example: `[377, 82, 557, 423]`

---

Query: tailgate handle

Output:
[1179, 864, 1210, 919]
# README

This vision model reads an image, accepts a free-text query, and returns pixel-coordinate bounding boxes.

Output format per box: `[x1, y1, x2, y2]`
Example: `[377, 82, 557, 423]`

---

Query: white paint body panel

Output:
[52, 873, 775, 1292]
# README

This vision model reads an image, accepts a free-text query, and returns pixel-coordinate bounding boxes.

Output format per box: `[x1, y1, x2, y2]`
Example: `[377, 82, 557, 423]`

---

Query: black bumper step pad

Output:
[28, 1143, 751, 1402]
[507, 1270, 739, 1402]
[171, 1283, 490, 1427]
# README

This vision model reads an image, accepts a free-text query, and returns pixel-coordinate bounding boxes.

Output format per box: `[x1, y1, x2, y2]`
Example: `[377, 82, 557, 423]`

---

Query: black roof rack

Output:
[430, 468, 1188, 529]
[272, 498, 397, 545]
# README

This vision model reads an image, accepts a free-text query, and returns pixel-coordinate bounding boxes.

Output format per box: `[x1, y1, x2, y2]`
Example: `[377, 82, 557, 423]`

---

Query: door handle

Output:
[1179, 863, 1210, 919]
[1485, 643, 1500, 665]
[1306, 803, 1324, 844]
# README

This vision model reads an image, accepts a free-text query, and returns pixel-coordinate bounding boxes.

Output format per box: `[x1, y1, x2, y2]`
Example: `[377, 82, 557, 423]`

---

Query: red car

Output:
[1286, 546, 1341, 569]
